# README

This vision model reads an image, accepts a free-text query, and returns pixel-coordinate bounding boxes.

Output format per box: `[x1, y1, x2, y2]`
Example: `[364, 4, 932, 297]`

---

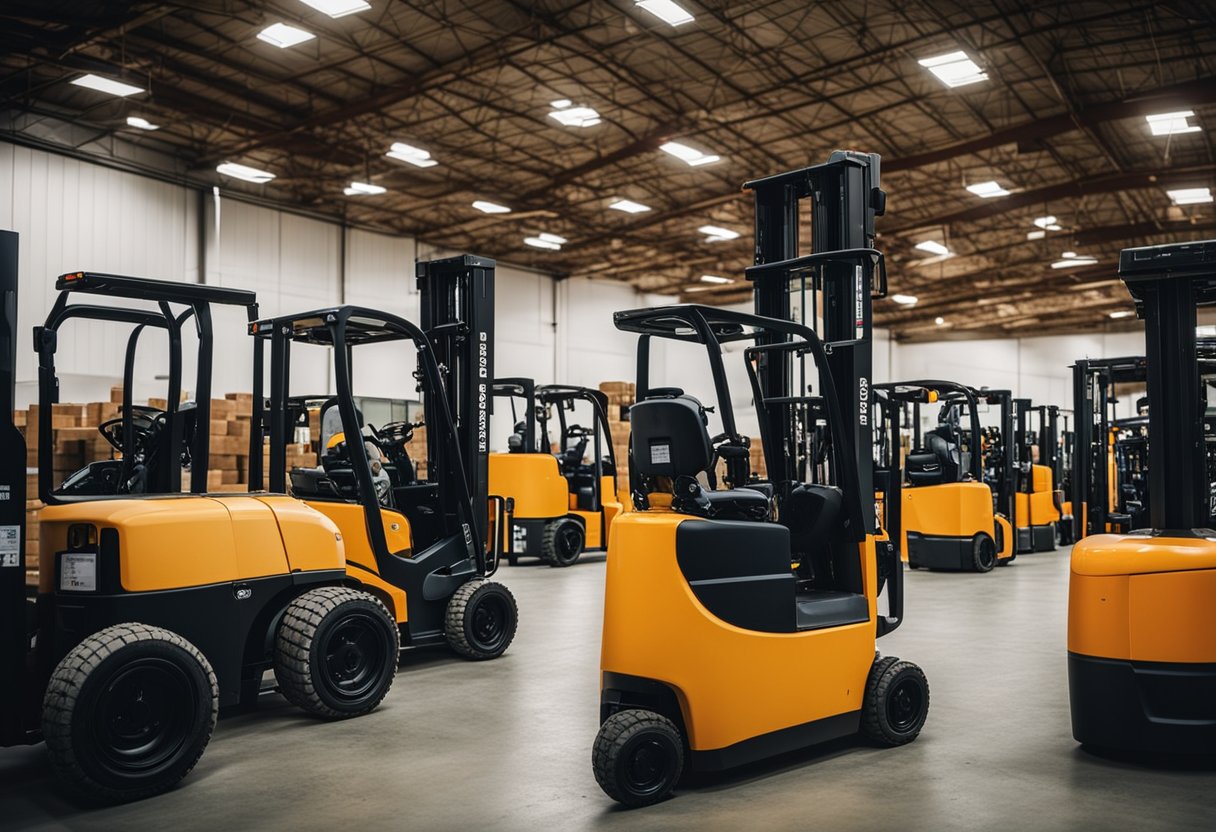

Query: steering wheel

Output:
[374, 420, 420, 450]
[566, 424, 591, 438]
[98, 406, 166, 455]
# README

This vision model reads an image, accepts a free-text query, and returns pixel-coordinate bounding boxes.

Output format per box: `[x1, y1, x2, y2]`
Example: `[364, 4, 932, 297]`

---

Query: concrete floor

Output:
[3, 547, 1214, 831]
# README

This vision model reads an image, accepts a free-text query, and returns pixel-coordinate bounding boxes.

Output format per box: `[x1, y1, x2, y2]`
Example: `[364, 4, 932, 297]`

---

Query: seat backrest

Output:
[628, 394, 712, 479]
[319, 397, 364, 452]
[782, 483, 843, 554]
[507, 420, 528, 453]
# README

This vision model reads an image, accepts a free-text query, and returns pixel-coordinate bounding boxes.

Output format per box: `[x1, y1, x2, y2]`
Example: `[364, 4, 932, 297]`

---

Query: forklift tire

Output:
[445, 579, 518, 660]
[274, 587, 400, 720]
[41, 623, 218, 804]
[593, 709, 684, 808]
[542, 518, 584, 567]
[861, 656, 930, 747]
[971, 532, 997, 573]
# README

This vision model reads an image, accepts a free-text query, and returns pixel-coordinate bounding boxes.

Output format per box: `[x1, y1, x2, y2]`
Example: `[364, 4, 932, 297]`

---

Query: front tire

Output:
[971, 532, 997, 572]
[274, 587, 400, 720]
[42, 623, 218, 804]
[861, 656, 930, 747]
[445, 579, 518, 660]
[542, 518, 584, 567]
[593, 710, 684, 808]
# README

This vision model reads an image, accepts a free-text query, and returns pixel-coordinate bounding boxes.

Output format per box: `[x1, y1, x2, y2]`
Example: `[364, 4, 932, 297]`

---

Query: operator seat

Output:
[507, 420, 529, 453]
[905, 426, 962, 485]
[629, 392, 769, 522]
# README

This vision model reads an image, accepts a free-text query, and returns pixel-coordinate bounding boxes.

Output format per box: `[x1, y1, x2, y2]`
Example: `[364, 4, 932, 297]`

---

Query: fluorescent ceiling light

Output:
[70, 73, 144, 97]
[700, 274, 732, 284]
[1109, 310, 1134, 319]
[1146, 110, 1201, 137]
[538, 232, 567, 244]
[698, 225, 739, 242]
[1197, 325, 1216, 337]
[344, 181, 385, 196]
[1051, 251, 1098, 269]
[1026, 230, 1046, 240]
[472, 200, 511, 214]
[660, 141, 720, 167]
[216, 162, 275, 184]
[1033, 215, 1062, 231]
[635, 0, 695, 26]
[966, 180, 1010, 198]
[892, 293, 919, 305]
[1167, 187, 1213, 205]
[609, 199, 650, 213]
[918, 51, 987, 88]
[550, 99, 572, 109]
[298, 0, 371, 18]
[524, 235, 563, 251]
[548, 105, 601, 128]
[126, 115, 159, 130]
[386, 142, 438, 167]
[935, 316, 946, 326]
[257, 22, 315, 48]
[914, 240, 951, 256]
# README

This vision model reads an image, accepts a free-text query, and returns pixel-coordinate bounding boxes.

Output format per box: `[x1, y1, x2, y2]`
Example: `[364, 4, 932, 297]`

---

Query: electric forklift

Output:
[1013, 398, 1062, 552]
[592, 152, 928, 808]
[882, 381, 1015, 572]
[1068, 239, 1216, 754]
[489, 379, 622, 566]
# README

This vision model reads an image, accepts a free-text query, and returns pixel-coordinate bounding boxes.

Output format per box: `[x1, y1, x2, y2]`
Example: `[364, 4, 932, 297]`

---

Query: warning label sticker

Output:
[650, 443, 671, 465]
[0, 525, 19, 568]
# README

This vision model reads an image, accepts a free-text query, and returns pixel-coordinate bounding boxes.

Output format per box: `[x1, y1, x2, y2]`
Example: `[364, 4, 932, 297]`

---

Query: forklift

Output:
[0, 238, 514, 802]
[489, 379, 622, 566]
[881, 381, 1015, 572]
[1070, 346, 1216, 540]
[1013, 398, 1062, 552]
[1068, 239, 1216, 754]
[592, 152, 928, 808]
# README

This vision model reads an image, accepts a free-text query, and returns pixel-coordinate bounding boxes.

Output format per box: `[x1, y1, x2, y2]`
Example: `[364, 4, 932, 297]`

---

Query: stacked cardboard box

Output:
[598, 381, 635, 488]
[404, 425, 428, 480]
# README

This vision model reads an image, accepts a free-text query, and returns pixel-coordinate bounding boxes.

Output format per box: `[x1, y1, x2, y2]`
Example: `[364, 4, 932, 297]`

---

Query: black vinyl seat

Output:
[629, 393, 769, 521]
[906, 427, 961, 485]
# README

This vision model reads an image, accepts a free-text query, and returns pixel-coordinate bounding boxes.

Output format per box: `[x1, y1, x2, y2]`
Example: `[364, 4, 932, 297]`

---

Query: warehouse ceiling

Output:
[1, 1, 1215, 340]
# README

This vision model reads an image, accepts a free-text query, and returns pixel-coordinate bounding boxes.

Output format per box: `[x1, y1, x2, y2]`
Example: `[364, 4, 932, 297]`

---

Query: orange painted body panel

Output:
[489, 452, 568, 518]
[1028, 465, 1060, 524]
[600, 511, 876, 752]
[256, 495, 346, 573]
[1069, 534, 1216, 663]
[900, 481, 1010, 560]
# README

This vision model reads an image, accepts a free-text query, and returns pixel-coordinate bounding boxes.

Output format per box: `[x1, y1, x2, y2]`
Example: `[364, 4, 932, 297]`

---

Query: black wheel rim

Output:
[91, 658, 196, 776]
[557, 525, 582, 562]
[978, 538, 996, 569]
[886, 676, 924, 733]
[623, 736, 675, 797]
[469, 592, 509, 652]
[323, 612, 390, 700]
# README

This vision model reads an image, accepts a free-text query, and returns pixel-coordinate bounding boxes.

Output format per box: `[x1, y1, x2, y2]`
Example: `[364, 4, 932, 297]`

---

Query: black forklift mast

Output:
[0, 230, 26, 746]
[743, 151, 887, 531]
[417, 255, 496, 547]
[1119, 240, 1216, 532]
[538, 385, 616, 511]
[978, 389, 1017, 524]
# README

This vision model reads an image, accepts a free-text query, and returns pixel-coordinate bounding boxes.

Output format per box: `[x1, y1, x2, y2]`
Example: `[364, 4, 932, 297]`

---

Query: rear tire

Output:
[971, 532, 997, 572]
[274, 587, 399, 720]
[861, 656, 930, 746]
[42, 623, 218, 804]
[593, 709, 684, 808]
[445, 579, 518, 660]
[542, 518, 584, 567]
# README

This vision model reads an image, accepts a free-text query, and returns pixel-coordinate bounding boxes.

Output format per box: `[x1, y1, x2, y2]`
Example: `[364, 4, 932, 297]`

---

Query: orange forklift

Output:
[489, 379, 622, 566]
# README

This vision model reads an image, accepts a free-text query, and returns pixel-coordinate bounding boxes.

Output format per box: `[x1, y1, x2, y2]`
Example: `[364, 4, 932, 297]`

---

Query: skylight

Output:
[298, 0, 372, 18]
[70, 74, 144, 97]
[635, 0, 695, 27]
[126, 116, 159, 130]
[1167, 187, 1213, 205]
[257, 23, 316, 48]
[698, 225, 739, 242]
[700, 274, 732, 284]
[472, 200, 511, 214]
[216, 162, 275, 184]
[344, 182, 386, 196]
[660, 141, 721, 167]
[609, 199, 651, 214]
[548, 101, 601, 128]
[386, 142, 438, 168]
[966, 180, 1010, 198]
[1145, 111, 1201, 137]
[892, 294, 919, 305]
[918, 51, 987, 88]
[914, 240, 951, 256]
